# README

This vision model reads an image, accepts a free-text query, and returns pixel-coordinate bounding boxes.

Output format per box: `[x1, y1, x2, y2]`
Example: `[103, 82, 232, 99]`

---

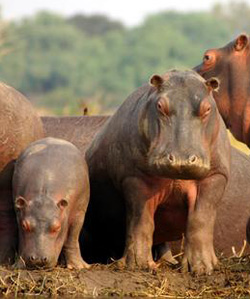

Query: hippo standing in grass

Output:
[13, 137, 90, 269]
[0, 82, 44, 264]
[83, 70, 231, 274]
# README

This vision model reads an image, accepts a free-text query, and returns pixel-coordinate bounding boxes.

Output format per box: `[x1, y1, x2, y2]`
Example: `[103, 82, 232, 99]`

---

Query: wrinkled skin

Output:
[13, 137, 89, 270]
[0, 82, 44, 265]
[84, 70, 231, 274]
[194, 34, 250, 147]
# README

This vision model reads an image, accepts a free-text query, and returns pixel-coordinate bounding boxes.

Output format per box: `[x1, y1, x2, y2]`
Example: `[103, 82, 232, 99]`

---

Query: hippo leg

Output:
[0, 190, 17, 265]
[182, 174, 226, 274]
[63, 201, 90, 270]
[120, 177, 157, 270]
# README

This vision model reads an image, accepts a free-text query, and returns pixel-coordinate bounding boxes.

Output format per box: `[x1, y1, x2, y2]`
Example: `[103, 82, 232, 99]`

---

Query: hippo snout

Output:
[152, 152, 210, 179]
[24, 255, 54, 269]
[166, 153, 199, 166]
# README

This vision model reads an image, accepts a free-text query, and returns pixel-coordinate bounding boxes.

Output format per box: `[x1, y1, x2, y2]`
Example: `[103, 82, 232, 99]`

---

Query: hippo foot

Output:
[66, 256, 90, 270]
[116, 256, 158, 271]
[182, 244, 218, 275]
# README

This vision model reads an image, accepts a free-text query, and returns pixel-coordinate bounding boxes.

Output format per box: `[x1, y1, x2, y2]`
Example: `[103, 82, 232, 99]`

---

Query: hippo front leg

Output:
[63, 200, 90, 270]
[183, 174, 227, 275]
[120, 177, 157, 270]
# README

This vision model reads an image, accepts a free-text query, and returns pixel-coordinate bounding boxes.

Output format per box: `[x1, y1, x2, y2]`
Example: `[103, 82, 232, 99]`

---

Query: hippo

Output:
[40, 113, 250, 265]
[82, 70, 231, 274]
[0, 82, 44, 264]
[13, 137, 90, 269]
[41, 116, 109, 155]
[194, 34, 250, 147]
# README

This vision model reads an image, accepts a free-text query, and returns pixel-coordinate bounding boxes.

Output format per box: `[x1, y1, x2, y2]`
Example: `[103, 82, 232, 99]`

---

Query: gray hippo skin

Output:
[84, 70, 231, 274]
[0, 82, 44, 264]
[42, 116, 109, 155]
[13, 137, 90, 269]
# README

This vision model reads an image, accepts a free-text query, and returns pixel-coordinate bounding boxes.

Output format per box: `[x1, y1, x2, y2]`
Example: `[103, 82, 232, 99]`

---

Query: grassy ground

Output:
[1, 254, 250, 298]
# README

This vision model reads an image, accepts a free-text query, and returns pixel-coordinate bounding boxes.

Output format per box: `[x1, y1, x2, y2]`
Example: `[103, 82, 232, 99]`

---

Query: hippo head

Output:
[14, 195, 69, 269]
[194, 34, 250, 139]
[140, 70, 220, 180]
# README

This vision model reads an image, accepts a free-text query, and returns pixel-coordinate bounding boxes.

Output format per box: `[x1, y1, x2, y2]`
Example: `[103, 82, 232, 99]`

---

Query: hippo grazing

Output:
[13, 137, 90, 269]
[84, 70, 231, 274]
[194, 34, 250, 147]
[0, 82, 44, 264]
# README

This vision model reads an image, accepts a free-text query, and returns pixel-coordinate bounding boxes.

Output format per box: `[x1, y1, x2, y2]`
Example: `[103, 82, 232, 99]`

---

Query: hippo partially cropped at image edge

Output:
[13, 137, 90, 269]
[82, 70, 231, 274]
[194, 34, 250, 147]
[0, 82, 44, 265]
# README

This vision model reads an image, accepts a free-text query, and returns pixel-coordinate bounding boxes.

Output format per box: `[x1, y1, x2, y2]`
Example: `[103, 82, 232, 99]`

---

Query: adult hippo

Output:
[194, 34, 250, 147]
[41, 116, 109, 155]
[0, 82, 44, 264]
[13, 137, 90, 269]
[83, 70, 231, 274]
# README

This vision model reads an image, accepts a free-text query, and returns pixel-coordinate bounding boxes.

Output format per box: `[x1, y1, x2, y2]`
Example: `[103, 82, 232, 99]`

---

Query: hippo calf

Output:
[84, 70, 231, 274]
[13, 137, 90, 269]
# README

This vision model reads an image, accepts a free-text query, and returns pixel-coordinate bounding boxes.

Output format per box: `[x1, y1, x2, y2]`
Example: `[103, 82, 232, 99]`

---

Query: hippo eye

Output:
[199, 102, 211, 120]
[50, 221, 61, 234]
[21, 220, 32, 233]
[57, 199, 68, 209]
[203, 53, 214, 65]
[157, 98, 169, 116]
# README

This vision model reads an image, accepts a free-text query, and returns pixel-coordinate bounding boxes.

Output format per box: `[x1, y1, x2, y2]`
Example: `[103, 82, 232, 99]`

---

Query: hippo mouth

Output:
[16, 256, 56, 270]
[150, 156, 210, 180]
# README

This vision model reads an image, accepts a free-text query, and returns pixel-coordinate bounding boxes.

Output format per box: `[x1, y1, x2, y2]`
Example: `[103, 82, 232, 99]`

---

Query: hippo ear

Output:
[57, 199, 68, 209]
[205, 77, 220, 92]
[15, 196, 27, 209]
[149, 74, 164, 90]
[234, 34, 249, 51]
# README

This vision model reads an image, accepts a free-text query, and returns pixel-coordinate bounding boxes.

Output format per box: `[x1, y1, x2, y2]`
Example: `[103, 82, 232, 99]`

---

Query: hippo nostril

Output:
[29, 255, 36, 261]
[42, 257, 48, 263]
[167, 154, 175, 164]
[188, 155, 198, 164]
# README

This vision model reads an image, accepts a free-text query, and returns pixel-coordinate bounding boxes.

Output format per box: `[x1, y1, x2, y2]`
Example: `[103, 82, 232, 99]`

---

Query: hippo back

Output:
[42, 116, 109, 155]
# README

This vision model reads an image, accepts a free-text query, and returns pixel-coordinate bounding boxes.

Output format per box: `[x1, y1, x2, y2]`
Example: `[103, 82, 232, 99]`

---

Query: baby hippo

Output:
[13, 137, 90, 269]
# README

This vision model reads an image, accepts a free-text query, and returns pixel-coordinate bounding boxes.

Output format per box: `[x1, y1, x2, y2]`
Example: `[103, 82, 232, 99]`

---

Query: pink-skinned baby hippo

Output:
[84, 70, 231, 275]
[13, 137, 90, 269]
[0, 82, 44, 264]
[194, 34, 250, 147]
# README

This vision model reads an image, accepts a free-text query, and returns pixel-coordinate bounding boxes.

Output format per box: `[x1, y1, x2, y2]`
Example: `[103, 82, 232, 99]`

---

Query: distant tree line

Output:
[0, 1, 249, 115]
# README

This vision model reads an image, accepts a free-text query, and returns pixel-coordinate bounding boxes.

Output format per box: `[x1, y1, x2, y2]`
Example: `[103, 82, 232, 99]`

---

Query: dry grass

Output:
[0, 255, 250, 297]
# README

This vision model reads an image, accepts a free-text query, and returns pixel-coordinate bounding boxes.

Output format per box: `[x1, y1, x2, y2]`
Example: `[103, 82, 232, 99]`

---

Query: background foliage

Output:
[0, 1, 249, 115]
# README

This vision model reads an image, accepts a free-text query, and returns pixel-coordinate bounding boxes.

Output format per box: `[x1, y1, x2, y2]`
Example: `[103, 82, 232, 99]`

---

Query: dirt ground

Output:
[1, 253, 250, 298]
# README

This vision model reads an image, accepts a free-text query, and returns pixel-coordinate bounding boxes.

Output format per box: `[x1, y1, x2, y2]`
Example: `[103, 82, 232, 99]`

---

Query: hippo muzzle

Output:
[151, 152, 210, 179]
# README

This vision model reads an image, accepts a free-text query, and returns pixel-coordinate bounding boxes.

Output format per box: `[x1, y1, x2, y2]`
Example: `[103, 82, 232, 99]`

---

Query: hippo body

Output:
[84, 70, 231, 274]
[13, 137, 90, 269]
[194, 34, 250, 147]
[41, 116, 109, 155]
[40, 110, 250, 261]
[0, 82, 44, 264]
